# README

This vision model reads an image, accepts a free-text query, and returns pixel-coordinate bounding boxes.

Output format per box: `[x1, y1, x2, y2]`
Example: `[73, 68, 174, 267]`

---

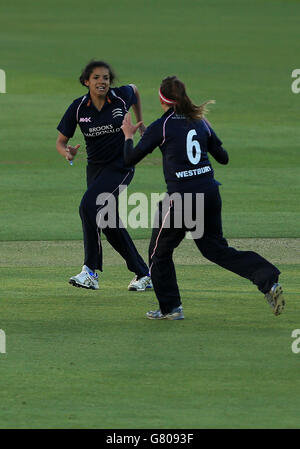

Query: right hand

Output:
[65, 144, 80, 161]
[121, 113, 143, 139]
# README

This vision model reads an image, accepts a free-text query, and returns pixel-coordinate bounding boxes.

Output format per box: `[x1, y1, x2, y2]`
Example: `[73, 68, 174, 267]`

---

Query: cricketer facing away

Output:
[121, 76, 285, 320]
[56, 60, 152, 292]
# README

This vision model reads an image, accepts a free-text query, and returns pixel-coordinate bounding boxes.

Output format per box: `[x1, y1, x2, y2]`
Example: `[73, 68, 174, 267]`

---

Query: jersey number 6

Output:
[186, 129, 201, 165]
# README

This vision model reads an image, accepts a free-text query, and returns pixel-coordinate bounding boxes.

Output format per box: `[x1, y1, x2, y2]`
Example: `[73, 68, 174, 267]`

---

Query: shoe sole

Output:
[272, 284, 285, 316]
[146, 313, 184, 320]
[146, 315, 165, 320]
[128, 285, 153, 292]
[69, 279, 98, 290]
[165, 313, 184, 320]
[265, 283, 285, 316]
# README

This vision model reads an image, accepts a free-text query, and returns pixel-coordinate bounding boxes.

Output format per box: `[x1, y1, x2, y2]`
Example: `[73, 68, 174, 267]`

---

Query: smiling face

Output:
[84, 66, 111, 98]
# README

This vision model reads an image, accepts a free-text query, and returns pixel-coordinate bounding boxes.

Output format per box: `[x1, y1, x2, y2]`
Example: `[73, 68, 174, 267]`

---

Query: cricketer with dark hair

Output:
[56, 60, 152, 292]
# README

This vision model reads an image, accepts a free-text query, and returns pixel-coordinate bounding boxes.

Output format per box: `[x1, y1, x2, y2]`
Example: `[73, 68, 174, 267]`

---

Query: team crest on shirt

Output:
[112, 108, 123, 119]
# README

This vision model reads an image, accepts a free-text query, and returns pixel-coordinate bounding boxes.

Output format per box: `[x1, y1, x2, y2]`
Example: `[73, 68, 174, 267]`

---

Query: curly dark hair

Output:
[79, 60, 116, 86]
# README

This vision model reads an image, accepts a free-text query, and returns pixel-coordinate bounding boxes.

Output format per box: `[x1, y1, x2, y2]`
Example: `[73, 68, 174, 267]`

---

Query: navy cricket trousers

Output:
[149, 187, 280, 314]
[79, 163, 149, 275]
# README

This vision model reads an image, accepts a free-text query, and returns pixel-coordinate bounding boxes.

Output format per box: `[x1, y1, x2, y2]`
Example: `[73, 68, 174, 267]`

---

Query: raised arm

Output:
[121, 112, 161, 167]
[129, 84, 146, 136]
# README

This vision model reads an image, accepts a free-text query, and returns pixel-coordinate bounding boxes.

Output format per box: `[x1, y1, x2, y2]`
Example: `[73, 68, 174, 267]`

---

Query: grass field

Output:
[1, 239, 300, 429]
[1, 0, 300, 430]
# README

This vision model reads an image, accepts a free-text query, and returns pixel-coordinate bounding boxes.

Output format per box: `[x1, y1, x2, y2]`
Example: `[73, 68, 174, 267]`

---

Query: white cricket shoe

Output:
[146, 306, 184, 320]
[69, 265, 99, 290]
[264, 282, 285, 316]
[128, 275, 153, 291]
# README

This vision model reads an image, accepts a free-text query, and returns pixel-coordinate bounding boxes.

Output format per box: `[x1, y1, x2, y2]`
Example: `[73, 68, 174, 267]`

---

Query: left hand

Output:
[121, 112, 143, 139]
[65, 144, 80, 161]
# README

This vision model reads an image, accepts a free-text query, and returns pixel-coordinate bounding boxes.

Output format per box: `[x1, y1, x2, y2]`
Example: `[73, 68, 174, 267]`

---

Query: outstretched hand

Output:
[121, 113, 143, 139]
[65, 144, 80, 161]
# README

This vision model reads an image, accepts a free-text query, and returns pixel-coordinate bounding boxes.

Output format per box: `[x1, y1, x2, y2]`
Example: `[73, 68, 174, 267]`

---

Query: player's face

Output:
[85, 67, 110, 98]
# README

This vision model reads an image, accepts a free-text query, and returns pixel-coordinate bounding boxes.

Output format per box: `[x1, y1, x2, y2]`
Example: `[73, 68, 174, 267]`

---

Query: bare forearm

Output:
[56, 133, 80, 161]
[130, 84, 146, 136]
[132, 90, 143, 122]
[56, 139, 69, 158]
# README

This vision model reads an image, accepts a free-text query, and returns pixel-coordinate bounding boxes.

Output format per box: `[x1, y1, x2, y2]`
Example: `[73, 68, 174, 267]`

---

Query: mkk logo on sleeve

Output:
[79, 117, 92, 123]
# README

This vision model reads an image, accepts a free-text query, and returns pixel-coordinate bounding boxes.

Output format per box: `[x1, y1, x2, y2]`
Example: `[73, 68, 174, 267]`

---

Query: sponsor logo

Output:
[112, 108, 123, 118]
[79, 117, 91, 123]
[84, 124, 121, 137]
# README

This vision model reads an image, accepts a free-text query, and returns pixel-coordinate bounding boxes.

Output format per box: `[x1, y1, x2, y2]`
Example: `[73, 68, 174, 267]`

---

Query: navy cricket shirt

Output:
[124, 108, 228, 193]
[57, 85, 137, 166]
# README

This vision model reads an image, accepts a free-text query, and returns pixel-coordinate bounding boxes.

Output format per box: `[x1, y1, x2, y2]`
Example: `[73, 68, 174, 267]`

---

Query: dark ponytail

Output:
[160, 76, 214, 120]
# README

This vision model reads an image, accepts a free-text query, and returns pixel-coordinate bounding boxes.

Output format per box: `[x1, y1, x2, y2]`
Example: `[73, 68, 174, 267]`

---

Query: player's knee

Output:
[150, 250, 173, 266]
[198, 241, 219, 261]
[148, 243, 155, 259]
[197, 236, 228, 260]
[79, 194, 90, 215]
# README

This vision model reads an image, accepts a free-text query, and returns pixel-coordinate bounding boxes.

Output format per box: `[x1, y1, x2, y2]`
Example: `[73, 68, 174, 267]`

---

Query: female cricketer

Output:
[56, 60, 151, 291]
[121, 75, 285, 320]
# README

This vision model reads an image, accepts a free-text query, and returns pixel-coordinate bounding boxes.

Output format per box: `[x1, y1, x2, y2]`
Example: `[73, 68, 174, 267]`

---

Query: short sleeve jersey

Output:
[57, 85, 137, 166]
[133, 109, 223, 192]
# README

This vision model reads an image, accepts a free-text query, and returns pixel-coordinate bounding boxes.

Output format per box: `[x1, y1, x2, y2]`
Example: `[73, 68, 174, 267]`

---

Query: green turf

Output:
[1, 0, 300, 430]
[0, 242, 299, 429]
[1, 0, 300, 240]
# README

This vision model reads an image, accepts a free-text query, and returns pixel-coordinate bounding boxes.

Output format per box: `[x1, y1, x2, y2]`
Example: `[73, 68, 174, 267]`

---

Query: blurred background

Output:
[0, 0, 299, 241]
